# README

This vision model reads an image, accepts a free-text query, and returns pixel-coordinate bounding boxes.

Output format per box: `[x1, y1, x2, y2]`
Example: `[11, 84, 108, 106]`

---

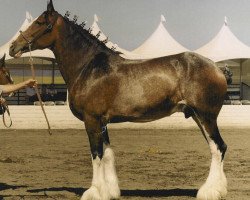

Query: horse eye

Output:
[35, 21, 44, 25]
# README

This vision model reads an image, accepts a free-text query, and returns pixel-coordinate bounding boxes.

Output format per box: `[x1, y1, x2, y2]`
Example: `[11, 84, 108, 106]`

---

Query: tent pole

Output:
[66, 89, 69, 105]
[52, 60, 55, 85]
[240, 59, 243, 100]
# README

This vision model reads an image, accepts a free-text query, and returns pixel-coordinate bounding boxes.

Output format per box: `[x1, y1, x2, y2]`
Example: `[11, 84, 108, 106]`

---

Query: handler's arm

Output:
[1, 79, 37, 94]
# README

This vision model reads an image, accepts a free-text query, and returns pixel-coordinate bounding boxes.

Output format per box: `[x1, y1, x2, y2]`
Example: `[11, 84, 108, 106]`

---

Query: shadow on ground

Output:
[28, 187, 198, 197]
[0, 183, 28, 199]
[0, 183, 27, 191]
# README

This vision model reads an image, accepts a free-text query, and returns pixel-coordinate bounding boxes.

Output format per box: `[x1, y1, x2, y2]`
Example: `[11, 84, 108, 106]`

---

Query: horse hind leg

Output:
[81, 115, 120, 200]
[192, 114, 227, 200]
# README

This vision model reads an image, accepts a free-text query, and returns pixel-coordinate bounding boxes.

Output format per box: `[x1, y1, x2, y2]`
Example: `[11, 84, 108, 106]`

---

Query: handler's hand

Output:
[25, 79, 37, 88]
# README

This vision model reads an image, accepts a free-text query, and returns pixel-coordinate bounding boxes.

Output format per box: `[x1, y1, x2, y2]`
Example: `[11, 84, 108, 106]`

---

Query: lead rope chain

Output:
[28, 44, 52, 135]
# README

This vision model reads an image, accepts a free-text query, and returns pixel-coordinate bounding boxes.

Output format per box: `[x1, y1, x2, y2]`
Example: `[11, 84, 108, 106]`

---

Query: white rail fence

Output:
[0, 105, 249, 129]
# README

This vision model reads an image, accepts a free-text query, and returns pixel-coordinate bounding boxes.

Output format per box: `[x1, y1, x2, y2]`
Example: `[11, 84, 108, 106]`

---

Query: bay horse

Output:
[0, 54, 14, 86]
[9, 1, 228, 199]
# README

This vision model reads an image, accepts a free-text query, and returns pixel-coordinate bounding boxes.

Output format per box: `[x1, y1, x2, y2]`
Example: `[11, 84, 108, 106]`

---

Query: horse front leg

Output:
[193, 115, 227, 200]
[81, 114, 120, 200]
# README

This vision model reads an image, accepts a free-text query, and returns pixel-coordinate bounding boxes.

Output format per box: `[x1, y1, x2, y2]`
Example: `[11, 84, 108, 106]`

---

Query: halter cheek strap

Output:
[19, 22, 54, 46]
[19, 11, 57, 47]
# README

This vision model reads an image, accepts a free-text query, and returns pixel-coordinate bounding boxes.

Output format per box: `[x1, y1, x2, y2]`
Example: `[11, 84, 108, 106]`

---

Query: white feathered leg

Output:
[103, 147, 120, 199]
[81, 157, 102, 200]
[81, 156, 110, 200]
[220, 161, 228, 198]
[197, 141, 227, 200]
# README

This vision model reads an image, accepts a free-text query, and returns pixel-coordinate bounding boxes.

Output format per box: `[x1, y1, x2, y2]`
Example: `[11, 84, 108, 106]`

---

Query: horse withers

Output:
[9, 1, 228, 200]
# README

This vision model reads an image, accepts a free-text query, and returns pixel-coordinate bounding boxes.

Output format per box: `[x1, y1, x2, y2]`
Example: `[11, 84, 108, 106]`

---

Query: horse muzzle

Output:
[9, 42, 28, 58]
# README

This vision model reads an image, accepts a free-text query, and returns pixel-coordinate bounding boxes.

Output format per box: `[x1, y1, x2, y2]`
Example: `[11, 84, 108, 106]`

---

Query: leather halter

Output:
[19, 13, 56, 47]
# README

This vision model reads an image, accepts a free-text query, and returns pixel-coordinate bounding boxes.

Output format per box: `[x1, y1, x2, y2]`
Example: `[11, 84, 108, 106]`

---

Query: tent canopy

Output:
[195, 17, 250, 62]
[131, 15, 189, 59]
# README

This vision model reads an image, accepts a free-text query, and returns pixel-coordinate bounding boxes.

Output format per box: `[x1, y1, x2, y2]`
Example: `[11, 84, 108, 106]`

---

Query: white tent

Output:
[195, 17, 250, 100]
[131, 15, 189, 59]
[90, 14, 138, 59]
[0, 11, 54, 60]
[90, 14, 114, 49]
[195, 17, 250, 62]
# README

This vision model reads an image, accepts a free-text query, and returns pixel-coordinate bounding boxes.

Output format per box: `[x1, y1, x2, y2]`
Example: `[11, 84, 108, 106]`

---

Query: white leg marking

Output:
[103, 147, 120, 199]
[220, 162, 228, 198]
[80, 186, 101, 200]
[81, 148, 120, 200]
[197, 141, 227, 200]
[81, 157, 110, 200]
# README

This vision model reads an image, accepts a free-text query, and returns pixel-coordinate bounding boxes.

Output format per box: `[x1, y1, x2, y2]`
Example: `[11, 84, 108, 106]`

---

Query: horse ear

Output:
[47, 0, 55, 13]
[0, 54, 6, 68]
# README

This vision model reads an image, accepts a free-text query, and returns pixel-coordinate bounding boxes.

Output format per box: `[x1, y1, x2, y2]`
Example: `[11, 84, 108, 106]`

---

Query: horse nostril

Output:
[9, 43, 16, 56]
[10, 41, 16, 49]
[9, 45, 13, 51]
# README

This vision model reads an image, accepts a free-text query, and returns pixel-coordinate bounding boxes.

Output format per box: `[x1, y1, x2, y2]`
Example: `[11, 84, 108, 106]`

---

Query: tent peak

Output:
[161, 14, 166, 23]
[94, 14, 99, 22]
[224, 16, 228, 26]
[25, 11, 33, 23]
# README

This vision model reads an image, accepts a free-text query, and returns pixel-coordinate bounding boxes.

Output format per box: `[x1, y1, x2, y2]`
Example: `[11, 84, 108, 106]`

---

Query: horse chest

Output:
[68, 101, 85, 121]
[68, 91, 87, 121]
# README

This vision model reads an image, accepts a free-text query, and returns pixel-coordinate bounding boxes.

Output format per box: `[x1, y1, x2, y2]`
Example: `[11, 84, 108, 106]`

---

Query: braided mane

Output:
[62, 14, 120, 56]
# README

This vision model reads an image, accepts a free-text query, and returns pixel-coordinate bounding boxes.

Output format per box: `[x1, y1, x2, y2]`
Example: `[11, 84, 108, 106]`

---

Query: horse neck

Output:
[52, 19, 117, 87]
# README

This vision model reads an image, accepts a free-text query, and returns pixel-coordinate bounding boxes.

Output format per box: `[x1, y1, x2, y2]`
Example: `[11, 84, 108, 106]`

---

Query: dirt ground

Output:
[0, 128, 249, 200]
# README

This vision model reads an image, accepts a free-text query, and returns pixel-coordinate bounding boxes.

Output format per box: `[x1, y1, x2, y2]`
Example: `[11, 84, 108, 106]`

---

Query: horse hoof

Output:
[197, 189, 220, 200]
[108, 186, 120, 199]
[197, 184, 227, 200]
[81, 186, 101, 200]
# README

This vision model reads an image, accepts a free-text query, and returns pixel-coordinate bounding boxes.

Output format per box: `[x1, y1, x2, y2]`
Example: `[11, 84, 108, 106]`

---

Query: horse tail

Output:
[218, 65, 233, 84]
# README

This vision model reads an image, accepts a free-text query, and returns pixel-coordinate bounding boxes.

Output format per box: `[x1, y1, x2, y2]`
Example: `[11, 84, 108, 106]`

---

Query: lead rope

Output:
[3, 104, 12, 128]
[0, 96, 12, 128]
[28, 44, 52, 135]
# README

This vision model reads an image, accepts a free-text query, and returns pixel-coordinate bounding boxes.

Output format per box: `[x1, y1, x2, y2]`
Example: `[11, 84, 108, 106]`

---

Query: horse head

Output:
[9, 0, 61, 58]
[0, 54, 15, 97]
[0, 54, 14, 85]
